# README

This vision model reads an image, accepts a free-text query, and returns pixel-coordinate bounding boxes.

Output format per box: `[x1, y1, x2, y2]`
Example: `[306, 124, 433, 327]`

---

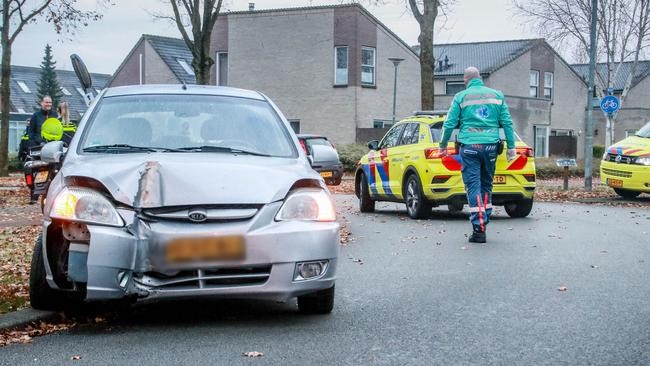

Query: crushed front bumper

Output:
[42, 201, 339, 302]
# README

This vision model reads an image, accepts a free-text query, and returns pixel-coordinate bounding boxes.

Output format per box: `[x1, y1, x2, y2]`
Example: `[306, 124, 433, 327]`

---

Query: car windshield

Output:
[429, 125, 522, 142]
[79, 94, 296, 157]
[635, 122, 650, 138]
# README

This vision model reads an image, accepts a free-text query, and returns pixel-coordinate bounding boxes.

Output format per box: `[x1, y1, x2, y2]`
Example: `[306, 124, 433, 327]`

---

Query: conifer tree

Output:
[36, 44, 63, 109]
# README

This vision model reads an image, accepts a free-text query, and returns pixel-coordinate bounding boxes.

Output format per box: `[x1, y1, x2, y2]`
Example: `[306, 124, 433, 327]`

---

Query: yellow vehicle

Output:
[600, 121, 650, 198]
[354, 112, 536, 219]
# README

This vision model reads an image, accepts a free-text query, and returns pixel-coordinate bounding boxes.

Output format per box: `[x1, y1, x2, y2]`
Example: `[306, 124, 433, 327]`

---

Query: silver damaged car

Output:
[29, 84, 339, 314]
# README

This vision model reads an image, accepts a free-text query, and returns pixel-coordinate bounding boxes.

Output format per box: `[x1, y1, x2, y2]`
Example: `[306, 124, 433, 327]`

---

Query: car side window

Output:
[379, 124, 406, 149]
[400, 123, 420, 145]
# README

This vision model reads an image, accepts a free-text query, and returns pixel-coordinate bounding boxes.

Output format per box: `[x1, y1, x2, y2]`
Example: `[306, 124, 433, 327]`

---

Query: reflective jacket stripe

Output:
[459, 98, 503, 108]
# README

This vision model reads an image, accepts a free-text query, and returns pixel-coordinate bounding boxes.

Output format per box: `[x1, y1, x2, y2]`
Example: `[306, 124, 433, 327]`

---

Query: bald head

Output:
[463, 67, 481, 84]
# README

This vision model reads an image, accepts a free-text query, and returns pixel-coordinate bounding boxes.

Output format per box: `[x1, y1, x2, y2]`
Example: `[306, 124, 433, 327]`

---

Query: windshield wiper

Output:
[83, 144, 163, 153]
[173, 145, 271, 157]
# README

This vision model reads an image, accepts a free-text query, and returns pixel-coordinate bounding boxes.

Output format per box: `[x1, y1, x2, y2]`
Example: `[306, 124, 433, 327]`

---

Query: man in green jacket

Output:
[440, 66, 517, 243]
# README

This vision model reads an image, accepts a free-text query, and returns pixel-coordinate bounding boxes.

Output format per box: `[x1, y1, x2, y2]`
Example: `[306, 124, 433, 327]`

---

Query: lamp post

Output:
[389, 57, 405, 125]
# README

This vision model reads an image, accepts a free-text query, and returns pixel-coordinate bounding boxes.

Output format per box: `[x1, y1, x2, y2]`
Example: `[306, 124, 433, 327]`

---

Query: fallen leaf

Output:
[71, 356, 82, 360]
[243, 351, 264, 358]
[558, 286, 568, 292]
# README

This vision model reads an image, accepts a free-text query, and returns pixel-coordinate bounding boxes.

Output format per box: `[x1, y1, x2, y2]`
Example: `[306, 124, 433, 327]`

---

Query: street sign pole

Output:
[584, 0, 598, 192]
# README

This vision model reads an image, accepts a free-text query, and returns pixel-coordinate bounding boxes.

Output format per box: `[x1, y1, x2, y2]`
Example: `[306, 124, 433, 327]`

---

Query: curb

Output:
[0, 308, 58, 330]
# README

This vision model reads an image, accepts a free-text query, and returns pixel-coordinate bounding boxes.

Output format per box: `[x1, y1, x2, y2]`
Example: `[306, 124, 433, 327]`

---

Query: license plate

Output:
[320, 171, 333, 178]
[166, 236, 245, 263]
[493, 175, 506, 184]
[34, 171, 49, 184]
[607, 178, 624, 188]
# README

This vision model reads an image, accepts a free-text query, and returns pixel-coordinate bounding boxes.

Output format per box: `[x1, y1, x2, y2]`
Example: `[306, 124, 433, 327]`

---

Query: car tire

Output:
[448, 201, 464, 213]
[330, 177, 342, 186]
[359, 173, 375, 213]
[29, 233, 72, 311]
[613, 188, 641, 199]
[297, 285, 335, 314]
[504, 198, 534, 218]
[405, 174, 431, 219]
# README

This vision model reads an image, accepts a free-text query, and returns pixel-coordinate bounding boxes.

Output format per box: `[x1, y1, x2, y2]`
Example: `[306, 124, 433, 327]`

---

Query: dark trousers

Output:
[460, 144, 498, 232]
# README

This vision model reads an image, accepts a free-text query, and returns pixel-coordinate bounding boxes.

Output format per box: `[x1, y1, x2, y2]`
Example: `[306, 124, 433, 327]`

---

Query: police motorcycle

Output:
[23, 117, 66, 208]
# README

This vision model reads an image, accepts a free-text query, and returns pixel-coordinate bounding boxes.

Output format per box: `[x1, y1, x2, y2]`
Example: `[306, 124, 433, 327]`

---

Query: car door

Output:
[373, 124, 405, 198]
[391, 123, 420, 198]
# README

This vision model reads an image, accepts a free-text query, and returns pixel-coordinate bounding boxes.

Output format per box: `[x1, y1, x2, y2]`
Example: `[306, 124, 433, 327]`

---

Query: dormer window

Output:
[177, 59, 195, 76]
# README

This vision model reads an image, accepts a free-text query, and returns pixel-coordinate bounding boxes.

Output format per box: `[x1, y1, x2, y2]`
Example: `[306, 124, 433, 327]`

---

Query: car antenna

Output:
[181, 81, 187, 90]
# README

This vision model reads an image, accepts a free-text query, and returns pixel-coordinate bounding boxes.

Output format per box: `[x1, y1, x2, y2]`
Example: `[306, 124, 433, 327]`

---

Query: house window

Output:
[334, 46, 348, 86]
[534, 126, 548, 157]
[61, 87, 72, 96]
[16, 81, 30, 93]
[361, 47, 376, 86]
[177, 58, 195, 76]
[289, 120, 300, 133]
[551, 129, 573, 137]
[373, 119, 393, 128]
[529, 70, 539, 98]
[544, 72, 553, 99]
[446, 81, 465, 95]
[216, 52, 228, 86]
[625, 129, 637, 137]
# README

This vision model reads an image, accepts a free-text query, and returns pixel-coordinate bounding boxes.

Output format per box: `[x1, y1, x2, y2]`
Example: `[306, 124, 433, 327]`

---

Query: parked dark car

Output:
[297, 134, 344, 185]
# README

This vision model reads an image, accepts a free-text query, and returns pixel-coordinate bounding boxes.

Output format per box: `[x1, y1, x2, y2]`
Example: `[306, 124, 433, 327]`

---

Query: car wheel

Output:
[613, 188, 641, 199]
[448, 201, 464, 213]
[29, 233, 73, 311]
[405, 174, 431, 219]
[504, 199, 534, 218]
[330, 177, 342, 186]
[359, 173, 375, 213]
[297, 285, 335, 314]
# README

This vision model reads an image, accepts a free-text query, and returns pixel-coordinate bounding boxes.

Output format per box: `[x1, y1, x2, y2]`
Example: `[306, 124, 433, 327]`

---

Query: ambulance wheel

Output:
[405, 174, 431, 219]
[613, 188, 641, 199]
[504, 199, 533, 218]
[359, 173, 375, 213]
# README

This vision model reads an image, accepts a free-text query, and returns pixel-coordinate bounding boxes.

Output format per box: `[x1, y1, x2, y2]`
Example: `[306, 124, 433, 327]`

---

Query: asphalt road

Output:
[1, 196, 649, 365]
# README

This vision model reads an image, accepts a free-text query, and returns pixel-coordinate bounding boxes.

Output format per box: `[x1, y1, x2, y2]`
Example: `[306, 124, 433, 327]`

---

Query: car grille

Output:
[605, 154, 635, 164]
[142, 204, 262, 223]
[601, 168, 632, 178]
[136, 266, 272, 289]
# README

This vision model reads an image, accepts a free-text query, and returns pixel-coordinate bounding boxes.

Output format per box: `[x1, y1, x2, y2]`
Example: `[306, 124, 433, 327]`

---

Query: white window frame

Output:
[544, 72, 553, 99]
[529, 70, 539, 98]
[61, 87, 72, 96]
[534, 125, 549, 157]
[445, 81, 465, 95]
[216, 51, 228, 86]
[16, 81, 31, 93]
[361, 46, 376, 86]
[177, 58, 195, 76]
[625, 129, 637, 137]
[334, 46, 349, 86]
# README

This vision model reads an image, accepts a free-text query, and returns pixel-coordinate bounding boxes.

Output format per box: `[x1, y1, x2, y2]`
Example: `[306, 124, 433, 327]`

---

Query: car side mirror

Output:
[41, 141, 65, 163]
[367, 140, 379, 150]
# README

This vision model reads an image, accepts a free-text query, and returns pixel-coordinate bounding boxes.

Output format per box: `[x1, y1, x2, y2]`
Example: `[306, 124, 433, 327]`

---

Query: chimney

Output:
[444, 55, 449, 68]
[249, 3, 255, 11]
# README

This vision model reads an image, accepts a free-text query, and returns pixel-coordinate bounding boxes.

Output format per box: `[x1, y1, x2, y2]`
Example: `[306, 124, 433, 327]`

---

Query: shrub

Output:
[338, 143, 369, 172]
[534, 157, 601, 179]
[593, 145, 605, 158]
[8, 154, 24, 173]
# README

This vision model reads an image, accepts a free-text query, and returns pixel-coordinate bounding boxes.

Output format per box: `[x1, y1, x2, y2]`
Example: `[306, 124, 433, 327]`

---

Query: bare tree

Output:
[156, 0, 224, 85]
[0, 0, 107, 176]
[409, 0, 442, 110]
[514, 0, 650, 146]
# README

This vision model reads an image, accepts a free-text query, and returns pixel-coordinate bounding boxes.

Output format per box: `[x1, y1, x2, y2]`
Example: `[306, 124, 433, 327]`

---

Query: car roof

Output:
[297, 134, 328, 139]
[103, 84, 265, 100]
[398, 115, 446, 126]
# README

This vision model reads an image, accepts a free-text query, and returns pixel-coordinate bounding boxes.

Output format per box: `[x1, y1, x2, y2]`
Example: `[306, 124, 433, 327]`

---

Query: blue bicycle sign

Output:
[600, 95, 620, 114]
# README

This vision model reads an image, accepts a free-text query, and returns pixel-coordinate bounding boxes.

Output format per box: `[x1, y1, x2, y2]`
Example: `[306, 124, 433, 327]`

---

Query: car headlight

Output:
[634, 156, 650, 166]
[50, 187, 124, 227]
[276, 189, 336, 222]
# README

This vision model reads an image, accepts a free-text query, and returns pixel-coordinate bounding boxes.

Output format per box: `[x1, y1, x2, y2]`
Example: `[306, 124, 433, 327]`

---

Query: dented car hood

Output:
[60, 153, 313, 207]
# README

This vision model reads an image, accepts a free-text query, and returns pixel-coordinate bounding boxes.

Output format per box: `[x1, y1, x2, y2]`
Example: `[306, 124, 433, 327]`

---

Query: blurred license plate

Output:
[166, 236, 245, 263]
[320, 171, 333, 178]
[607, 178, 623, 188]
[34, 171, 49, 184]
[493, 175, 506, 184]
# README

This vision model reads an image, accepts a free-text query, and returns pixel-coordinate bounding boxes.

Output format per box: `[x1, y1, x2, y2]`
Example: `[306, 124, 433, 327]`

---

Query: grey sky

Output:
[11, 0, 528, 75]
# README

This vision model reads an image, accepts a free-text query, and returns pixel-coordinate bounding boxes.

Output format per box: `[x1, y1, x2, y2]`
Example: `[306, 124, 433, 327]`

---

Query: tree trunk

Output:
[419, 29, 435, 110]
[1, 8, 12, 177]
